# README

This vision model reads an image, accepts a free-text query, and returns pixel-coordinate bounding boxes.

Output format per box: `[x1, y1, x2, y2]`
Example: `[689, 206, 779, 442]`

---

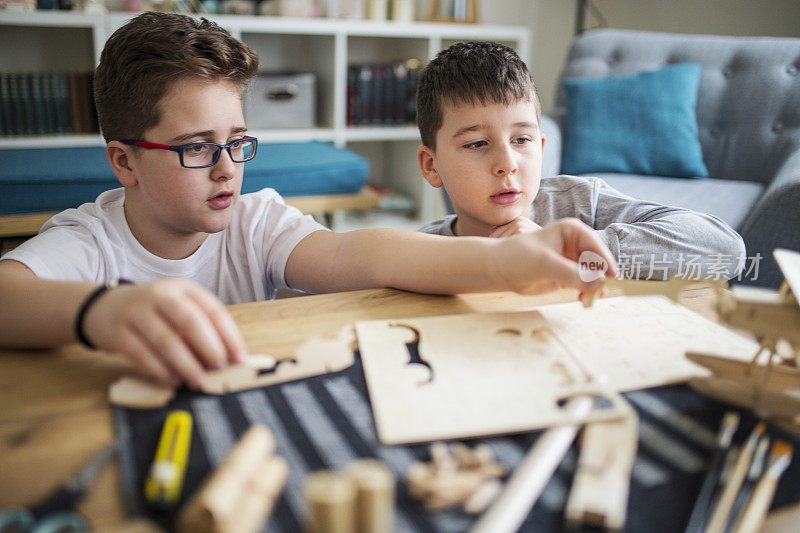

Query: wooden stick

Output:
[470, 397, 593, 533]
[564, 412, 638, 531]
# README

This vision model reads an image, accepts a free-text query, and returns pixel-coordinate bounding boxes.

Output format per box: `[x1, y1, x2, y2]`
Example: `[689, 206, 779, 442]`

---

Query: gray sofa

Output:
[540, 29, 800, 288]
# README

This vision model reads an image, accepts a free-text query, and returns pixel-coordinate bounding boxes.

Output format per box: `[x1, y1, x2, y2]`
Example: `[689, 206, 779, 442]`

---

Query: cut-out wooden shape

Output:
[388, 323, 433, 385]
[109, 331, 355, 408]
[405, 442, 506, 513]
[109, 375, 175, 409]
[582, 278, 727, 308]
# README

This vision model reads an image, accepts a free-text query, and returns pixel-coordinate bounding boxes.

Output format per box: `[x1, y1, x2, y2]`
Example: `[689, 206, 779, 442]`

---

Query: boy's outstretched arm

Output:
[285, 218, 616, 295]
[0, 260, 247, 389]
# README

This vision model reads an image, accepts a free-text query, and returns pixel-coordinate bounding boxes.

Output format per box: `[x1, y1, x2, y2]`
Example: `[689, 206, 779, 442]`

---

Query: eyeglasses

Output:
[120, 136, 258, 169]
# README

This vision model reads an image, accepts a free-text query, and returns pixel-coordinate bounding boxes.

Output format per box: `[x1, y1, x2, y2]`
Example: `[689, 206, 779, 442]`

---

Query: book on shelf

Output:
[346, 59, 420, 127]
[0, 71, 97, 137]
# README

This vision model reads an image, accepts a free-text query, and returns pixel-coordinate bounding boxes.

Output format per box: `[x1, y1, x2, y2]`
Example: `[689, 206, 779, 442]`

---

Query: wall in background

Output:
[505, 0, 800, 113]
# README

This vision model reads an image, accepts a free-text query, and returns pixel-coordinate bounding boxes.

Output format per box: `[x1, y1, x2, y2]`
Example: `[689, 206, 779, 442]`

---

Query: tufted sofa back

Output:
[553, 29, 800, 185]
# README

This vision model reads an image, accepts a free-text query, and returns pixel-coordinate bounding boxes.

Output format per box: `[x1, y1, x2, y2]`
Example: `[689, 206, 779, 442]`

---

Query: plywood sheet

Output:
[355, 311, 627, 445]
[531, 295, 759, 391]
[356, 296, 759, 445]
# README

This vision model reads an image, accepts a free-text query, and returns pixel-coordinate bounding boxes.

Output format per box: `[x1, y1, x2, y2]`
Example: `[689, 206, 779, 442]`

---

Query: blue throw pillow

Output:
[561, 63, 708, 178]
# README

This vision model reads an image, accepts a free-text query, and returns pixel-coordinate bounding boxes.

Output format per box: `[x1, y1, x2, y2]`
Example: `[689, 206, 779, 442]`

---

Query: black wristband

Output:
[75, 278, 133, 350]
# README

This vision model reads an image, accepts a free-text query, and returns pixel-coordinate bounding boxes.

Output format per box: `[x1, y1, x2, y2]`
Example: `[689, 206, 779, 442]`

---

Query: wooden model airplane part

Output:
[564, 412, 639, 531]
[687, 249, 800, 434]
[716, 285, 800, 368]
[581, 277, 727, 308]
[689, 376, 800, 432]
[108, 329, 355, 408]
[686, 352, 800, 396]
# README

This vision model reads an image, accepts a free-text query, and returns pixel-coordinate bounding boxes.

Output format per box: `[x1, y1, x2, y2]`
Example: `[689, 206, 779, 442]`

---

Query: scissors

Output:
[0, 442, 118, 533]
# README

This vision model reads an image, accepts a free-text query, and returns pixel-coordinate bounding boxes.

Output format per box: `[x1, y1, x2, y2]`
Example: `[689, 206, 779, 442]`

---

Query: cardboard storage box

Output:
[245, 72, 316, 129]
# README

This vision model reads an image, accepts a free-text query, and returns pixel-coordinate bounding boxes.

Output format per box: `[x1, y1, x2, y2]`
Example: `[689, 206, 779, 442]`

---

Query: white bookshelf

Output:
[0, 10, 530, 221]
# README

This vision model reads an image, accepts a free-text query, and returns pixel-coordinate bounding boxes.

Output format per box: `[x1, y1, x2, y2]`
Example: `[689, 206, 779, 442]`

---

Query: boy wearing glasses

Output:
[0, 13, 615, 390]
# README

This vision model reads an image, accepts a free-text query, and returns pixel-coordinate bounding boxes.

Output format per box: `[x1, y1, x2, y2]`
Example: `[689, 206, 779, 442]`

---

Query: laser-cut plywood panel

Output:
[532, 296, 759, 391]
[356, 296, 759, 445]
[355, 311, 627, 445]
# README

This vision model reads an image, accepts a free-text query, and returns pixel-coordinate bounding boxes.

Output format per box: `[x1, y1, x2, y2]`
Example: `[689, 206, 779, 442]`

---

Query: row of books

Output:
[347, 61, 420, 127]
[0, 72, 98, 137]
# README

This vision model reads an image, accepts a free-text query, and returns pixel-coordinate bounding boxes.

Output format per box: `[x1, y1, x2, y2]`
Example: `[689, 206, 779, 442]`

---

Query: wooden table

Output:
[2, 285, 795, 532]
[0, 288, 585, 531]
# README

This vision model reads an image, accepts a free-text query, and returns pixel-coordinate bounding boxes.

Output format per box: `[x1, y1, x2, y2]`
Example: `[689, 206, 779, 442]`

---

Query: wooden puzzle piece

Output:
[108, 329, 355, 408]
[109, 375, 175, 409]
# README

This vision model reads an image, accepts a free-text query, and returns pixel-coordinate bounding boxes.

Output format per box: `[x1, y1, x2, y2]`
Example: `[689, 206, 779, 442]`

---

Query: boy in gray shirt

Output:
[416, 41, 744, 279]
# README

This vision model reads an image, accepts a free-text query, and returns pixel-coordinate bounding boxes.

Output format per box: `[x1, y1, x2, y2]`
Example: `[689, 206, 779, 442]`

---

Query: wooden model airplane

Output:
[687, 249, 800, 432]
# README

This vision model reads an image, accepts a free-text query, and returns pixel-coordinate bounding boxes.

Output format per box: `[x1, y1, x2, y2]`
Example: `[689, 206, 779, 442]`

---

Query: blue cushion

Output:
[561, 63, 709, 179]
[0, 146, 118, 215]
[0, 141, 368, 215]
[242, 141, 368, 197]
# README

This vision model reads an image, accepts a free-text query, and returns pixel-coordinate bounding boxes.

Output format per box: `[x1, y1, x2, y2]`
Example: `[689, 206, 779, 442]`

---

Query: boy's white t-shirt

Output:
[1, 187, 326, 304]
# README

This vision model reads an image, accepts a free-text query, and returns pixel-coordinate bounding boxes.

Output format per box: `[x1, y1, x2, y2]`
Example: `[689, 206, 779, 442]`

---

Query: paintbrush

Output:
[723, 435, 770, 533]
[684, 412, 739, 533]
[730, 441, 792, 533]
[704, 421, 766, 533]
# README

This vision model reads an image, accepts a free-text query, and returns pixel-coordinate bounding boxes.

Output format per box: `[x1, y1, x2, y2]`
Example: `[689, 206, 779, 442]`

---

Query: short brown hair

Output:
[416, 41, 540, 149]
[94, 12, 258, 142]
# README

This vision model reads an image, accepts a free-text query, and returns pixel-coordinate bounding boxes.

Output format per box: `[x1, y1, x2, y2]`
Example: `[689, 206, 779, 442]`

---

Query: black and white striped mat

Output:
[113, 355, 800, 532]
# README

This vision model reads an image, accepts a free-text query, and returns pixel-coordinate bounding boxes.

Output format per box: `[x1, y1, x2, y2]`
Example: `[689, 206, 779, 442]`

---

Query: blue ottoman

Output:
[0, 141, 369, 215]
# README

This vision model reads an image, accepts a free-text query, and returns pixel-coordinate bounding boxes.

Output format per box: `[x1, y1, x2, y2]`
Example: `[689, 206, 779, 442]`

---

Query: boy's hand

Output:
[489, 217, 542, 238]
[496, 218, 617, 295]
[83, 279, 248, 389]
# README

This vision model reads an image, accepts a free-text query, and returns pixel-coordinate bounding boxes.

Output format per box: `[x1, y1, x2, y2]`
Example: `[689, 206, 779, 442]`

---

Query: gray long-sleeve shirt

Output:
[419, 175, 746, 280]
